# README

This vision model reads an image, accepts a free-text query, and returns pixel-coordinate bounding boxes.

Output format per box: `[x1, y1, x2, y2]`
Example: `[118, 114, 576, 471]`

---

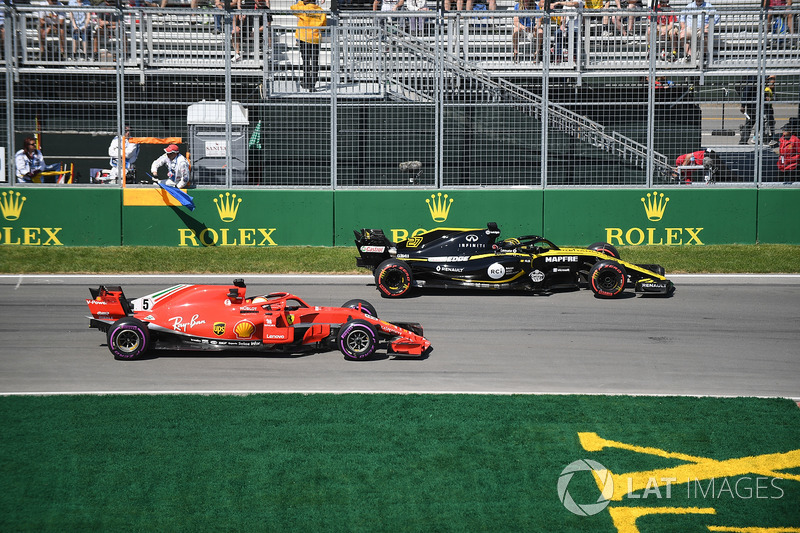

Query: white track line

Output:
[2, 390, 799, 402]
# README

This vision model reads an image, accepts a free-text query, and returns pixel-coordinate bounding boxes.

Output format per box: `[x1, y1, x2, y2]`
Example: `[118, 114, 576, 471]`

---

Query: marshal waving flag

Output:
[157, 181, 195, 211]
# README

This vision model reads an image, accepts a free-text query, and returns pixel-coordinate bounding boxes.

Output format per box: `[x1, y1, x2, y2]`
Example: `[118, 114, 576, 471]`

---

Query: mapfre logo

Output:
[605, 190, 703, 246]
[178, 193, 277, 247]
[391, 193, 457, 243]
[0, 189, 64, 246]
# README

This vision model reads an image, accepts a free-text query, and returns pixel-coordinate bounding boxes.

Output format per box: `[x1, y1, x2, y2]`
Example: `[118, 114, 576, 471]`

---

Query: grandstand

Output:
[1, 1, 798, 187]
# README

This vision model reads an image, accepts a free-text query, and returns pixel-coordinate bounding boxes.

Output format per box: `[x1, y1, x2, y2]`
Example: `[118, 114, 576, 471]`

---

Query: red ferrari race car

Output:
[86, 279, 431, 361]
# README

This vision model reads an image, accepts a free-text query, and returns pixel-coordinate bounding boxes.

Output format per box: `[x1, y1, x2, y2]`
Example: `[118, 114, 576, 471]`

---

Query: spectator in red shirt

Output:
[675, 148, 716, 183]
[777, 123, 800, 181]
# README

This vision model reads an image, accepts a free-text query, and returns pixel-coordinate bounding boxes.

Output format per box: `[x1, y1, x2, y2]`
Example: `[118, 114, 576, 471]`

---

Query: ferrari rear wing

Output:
[86, 285, 133, 322]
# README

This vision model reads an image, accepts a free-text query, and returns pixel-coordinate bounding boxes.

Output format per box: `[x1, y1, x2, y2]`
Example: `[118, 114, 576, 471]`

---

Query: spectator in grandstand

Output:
[67, 0, 90, 60]
[291, 0, 326, 92]
[611, 0, 642, 37]
[39, 0, 67, 60]
[513, 0, 541, 63]
[161, 0, 200, 8]
[545, 1, 581, 63]
[233, 0, 271, 62]
[107, 125, 140, 183]
[15, 137, 61, 183]
[444, 0, 470, 10]
[444, 0, 498, 10]
[583, 0, 615, 38]
[407, 0, 429, 35]
[213, 0, 225, 34]
[648, 0, 679, 61]
[92, 0, 122, 60]
[0, 8, 4, 61]
[777, 122, 800, 180]
[678, 0, 719, 63]
[150, 144, 192, 189]
[763, 0, 794, 35]
[373, 0, 404, 15]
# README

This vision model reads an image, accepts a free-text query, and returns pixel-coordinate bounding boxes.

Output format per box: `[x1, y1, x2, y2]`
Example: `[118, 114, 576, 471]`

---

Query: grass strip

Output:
[1, 244, 799, 274]
[2, 394, 798, 532]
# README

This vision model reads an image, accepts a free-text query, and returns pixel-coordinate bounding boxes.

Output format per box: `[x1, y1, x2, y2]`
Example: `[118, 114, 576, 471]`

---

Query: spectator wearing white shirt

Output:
[150, 144, 191, 189]
[108, 126, 140, 183]
[679, 0, 719, 63]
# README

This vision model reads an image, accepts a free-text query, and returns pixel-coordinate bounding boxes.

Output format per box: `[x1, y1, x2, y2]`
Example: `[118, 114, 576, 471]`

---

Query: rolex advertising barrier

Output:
[1, 188, 799, 247]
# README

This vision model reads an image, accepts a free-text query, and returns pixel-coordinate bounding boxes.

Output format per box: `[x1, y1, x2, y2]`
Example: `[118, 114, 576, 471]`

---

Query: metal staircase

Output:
[368, 24, 674, 180]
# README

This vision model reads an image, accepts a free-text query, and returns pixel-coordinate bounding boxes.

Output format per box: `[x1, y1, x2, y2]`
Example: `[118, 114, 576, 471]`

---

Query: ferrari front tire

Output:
[107, 317, 150, 360]
[589, 261, 628, 298]
[342, 299, 378, 318]
[337, 319, 378, 361]
[375, 259, 413, 298]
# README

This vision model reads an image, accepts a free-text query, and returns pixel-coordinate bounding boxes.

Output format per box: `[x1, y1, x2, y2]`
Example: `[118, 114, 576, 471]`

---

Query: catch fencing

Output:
[1, 2, 799, 188]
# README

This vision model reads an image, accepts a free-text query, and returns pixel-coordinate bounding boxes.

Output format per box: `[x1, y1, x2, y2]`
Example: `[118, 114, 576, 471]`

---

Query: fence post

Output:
[330, 10, 339, 190]
[4, 2, 15, 184]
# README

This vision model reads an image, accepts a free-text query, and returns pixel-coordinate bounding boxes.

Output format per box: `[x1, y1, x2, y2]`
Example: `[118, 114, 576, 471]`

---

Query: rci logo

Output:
[390, 193, 457, 242]
[605, 191, 703, 246]
[214, 192, 242, 222]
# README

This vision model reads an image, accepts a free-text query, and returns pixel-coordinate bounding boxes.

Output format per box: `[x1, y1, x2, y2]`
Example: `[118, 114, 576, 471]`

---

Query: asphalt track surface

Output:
[1, 274, 798, 399]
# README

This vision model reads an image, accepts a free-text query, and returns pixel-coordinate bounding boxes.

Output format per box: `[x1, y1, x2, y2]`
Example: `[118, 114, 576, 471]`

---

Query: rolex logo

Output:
[214, 192, 242, 222]
[426, 193, 453, 223]
[0, 190, 26, 221]
[641, 191, 669, 222]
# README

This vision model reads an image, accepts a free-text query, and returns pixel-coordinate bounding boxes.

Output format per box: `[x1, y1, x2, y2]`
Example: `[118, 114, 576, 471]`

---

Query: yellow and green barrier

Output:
[1, 187, 798, 247]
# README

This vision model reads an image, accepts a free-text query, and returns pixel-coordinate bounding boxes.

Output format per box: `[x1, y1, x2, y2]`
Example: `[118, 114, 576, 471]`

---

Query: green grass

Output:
[1, 394, 798, 532]
[1, 244, 799, 274]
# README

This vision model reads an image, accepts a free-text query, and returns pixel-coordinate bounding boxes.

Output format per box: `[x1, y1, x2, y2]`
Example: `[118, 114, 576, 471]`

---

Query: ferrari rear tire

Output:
[588, 242, 621, 259]
[375, 259, 413, 298]
[589, 261, 628, 298]
[341, 299, 378, 318]
[107, 317, 150, 360]
[337, 319, 378, 361]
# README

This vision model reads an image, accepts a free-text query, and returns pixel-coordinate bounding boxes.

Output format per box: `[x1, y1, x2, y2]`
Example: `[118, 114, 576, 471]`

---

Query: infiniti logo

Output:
[465, 234, 479, 242]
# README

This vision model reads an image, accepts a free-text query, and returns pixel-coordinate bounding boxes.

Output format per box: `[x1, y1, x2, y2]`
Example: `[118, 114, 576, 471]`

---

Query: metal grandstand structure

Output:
[1, 2, 799, 187]
[351, 21, 674, 180]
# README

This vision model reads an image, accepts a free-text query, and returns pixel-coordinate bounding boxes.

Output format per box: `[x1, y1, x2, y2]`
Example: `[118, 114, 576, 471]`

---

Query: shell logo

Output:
[234, 320, 255, 339]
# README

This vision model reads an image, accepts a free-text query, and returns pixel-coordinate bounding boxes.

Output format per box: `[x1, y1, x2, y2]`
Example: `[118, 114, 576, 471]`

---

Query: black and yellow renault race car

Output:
[355, 223, 674, 298]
